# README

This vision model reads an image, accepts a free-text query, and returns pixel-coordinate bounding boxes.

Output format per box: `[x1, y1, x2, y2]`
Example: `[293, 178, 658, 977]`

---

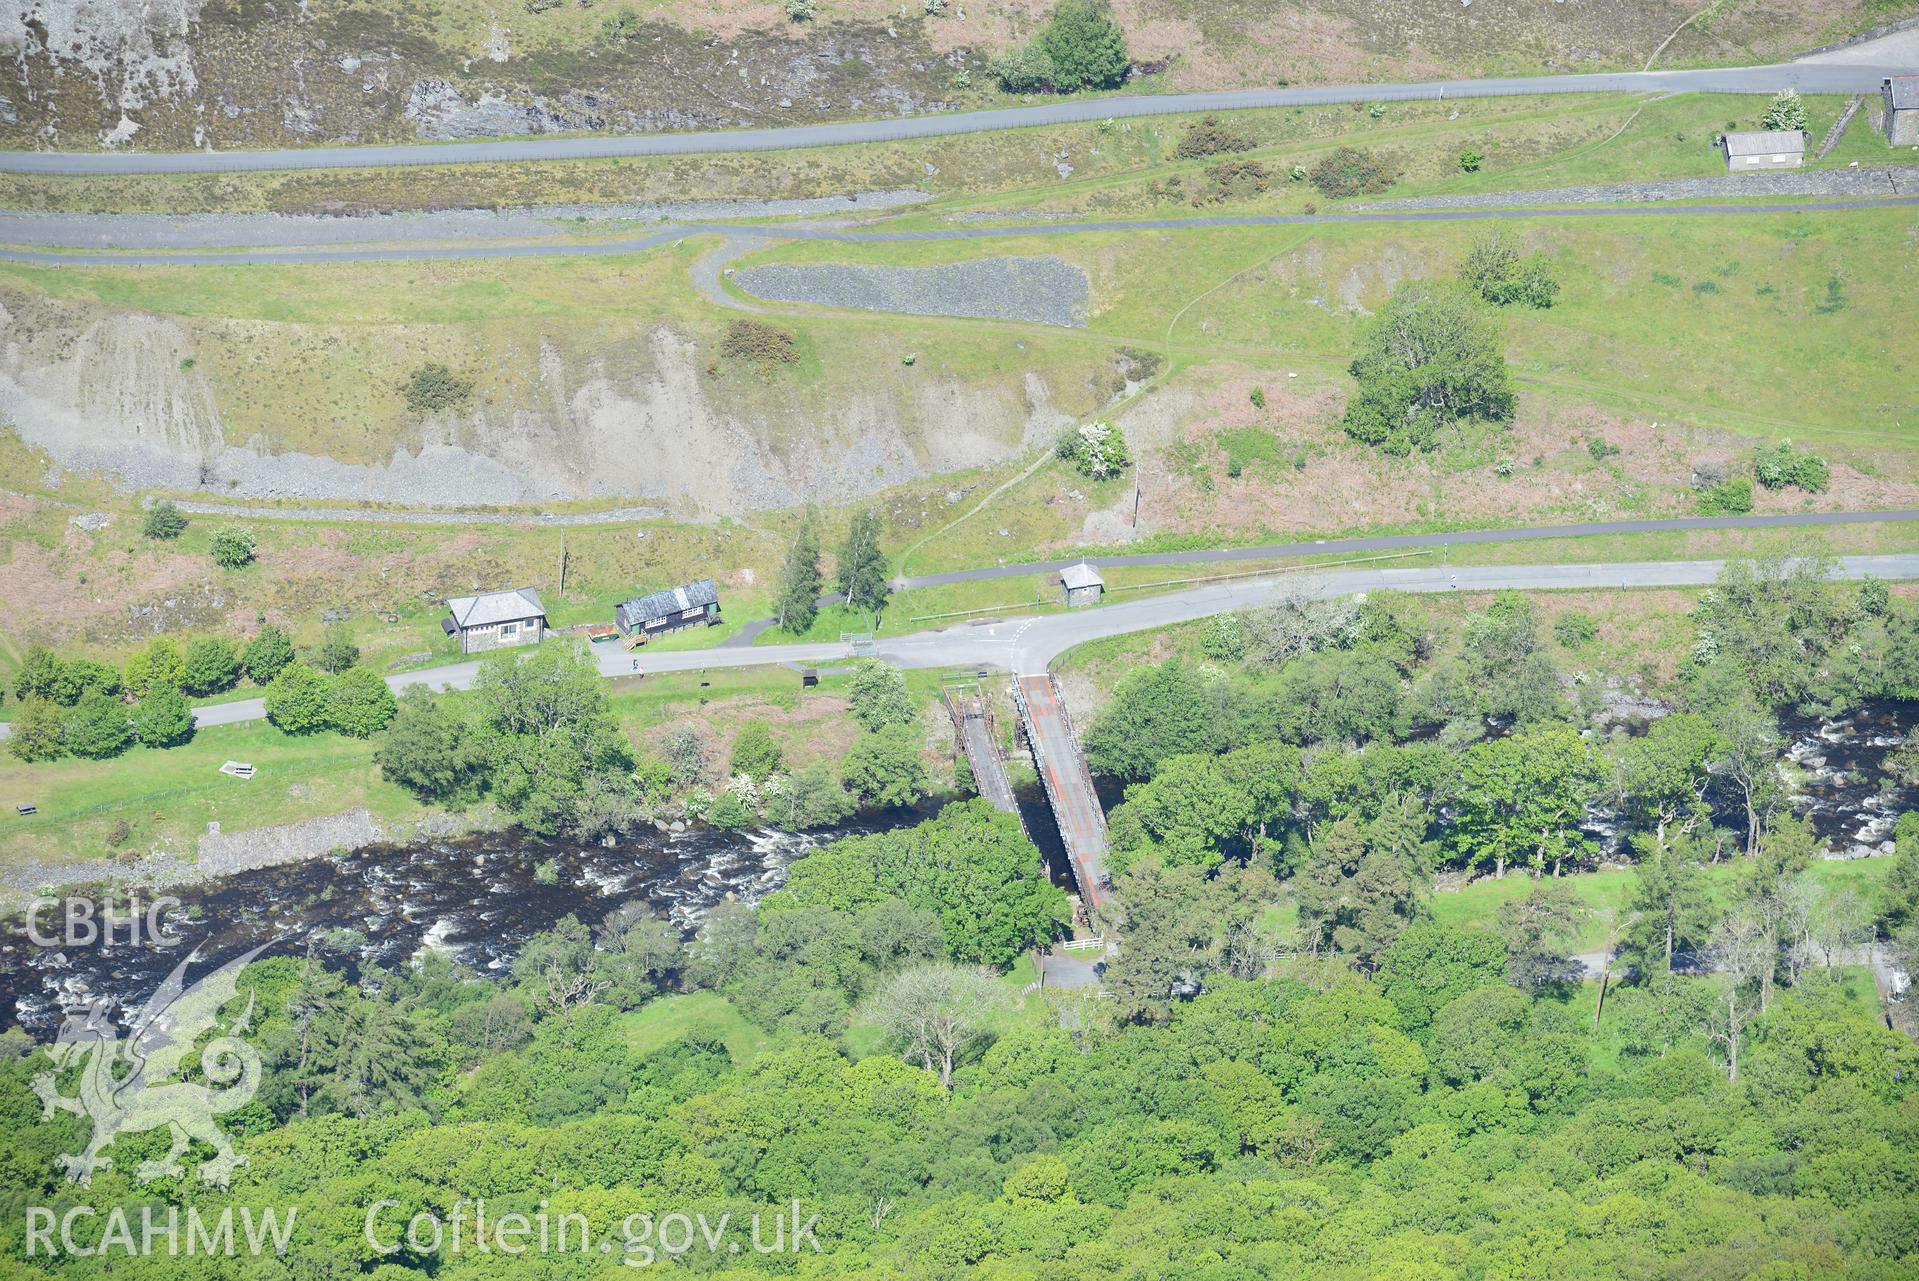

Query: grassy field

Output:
[624, 951, 1045, 1067]
[1264, 859, 1892, 956]
[743, 202, 1919, 449]
[620, 991, 774, 1065]
[0, 660, 958, 874]
[1430, 857, 1894, 953]
[0, 720, 430, 874]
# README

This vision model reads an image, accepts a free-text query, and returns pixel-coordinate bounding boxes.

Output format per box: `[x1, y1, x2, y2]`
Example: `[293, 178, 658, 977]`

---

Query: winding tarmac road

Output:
[53, 551, 1918, 738]
[0, 63, 1907, 176]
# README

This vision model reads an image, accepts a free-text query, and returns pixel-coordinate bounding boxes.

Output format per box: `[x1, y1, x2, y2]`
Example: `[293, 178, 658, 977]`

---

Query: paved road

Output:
[706, 508, 1919, 655]
[73, 551, 1919, 737]
[0, 63, 1906, 176]
[10, 197, 1919, 269]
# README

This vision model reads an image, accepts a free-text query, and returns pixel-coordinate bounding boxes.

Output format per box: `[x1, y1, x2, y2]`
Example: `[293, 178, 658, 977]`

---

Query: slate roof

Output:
[617, 578, 720, 628]
[445, 587, 545, 629]
[1889, 77, 1919, 110]
[1059, 562, 1105, 591]
[1721, 129, 1806, 157]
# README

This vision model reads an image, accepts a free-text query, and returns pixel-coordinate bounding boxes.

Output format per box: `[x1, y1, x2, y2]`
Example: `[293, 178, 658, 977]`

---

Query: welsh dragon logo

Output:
[33, 943, 272, 1187]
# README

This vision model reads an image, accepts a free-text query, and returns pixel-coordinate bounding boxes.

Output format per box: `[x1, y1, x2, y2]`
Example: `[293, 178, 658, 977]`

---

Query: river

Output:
[0, 810, 924, 1037]
[4, 702, 1915, 1037]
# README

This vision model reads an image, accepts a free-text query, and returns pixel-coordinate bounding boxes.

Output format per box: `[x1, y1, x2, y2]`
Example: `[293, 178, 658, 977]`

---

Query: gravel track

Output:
[0, 192, 928, 251]
[734, 256, 1089, 327]
[10, 196, 1919, 268]
[164, 500, 667, 526]
[1353, 166, 1916, 210]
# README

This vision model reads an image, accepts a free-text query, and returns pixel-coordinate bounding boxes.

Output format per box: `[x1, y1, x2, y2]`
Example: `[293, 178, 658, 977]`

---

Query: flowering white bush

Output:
[1056, 421, 1132, 480]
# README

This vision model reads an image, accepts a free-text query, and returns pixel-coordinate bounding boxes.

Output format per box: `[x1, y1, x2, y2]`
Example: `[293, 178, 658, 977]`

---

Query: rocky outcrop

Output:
[0, 298, 1090, 514]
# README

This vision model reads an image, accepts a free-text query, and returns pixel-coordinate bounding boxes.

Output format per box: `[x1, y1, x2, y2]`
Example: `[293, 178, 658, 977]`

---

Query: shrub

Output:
[377, 688, 486, 804]
[842, 725, 928, 808]
[1342, 281, 1514, 456]
[990, 44, 1056, 92]
[1193, 158, 1270, 204]
[134, 685, 195, 749]
[1034, 0, 1129, 93]
[243, 626, 296, 685]
[142, 500, 187, 540]
[1753, 440, 1829, 493]
[784, 0, 815, 20]
[1249, 387, 1265, 409]
[710, 789, 756, 830]
[1553, 612, 1598, 648]
[315, 626, 361, 675]
[1698, 476, 1754, 515]
[1459, 148, 1482, 173]
[849, 661, 918, 731]
[328, 667, 398, 738]
[12, 646, 63, 702]
[1459, 231, 1559, 308]
[1860, 576, 1891, 617]
[210, 527, 256, 569]
[64, 692, 133, 760]
[183, 638, 241, 696]
[602, 5, 641, 38]
[1760, 87, 1806, 132]
[263, 662, 333, 735]
[1308, 147, 1398, 199]
[720, 319, 799, 372]
[1201, 614, 1248, 661]
[8, 698, 66, 762]
[661, 724, 710, 788]
[1587, 438, 1619, 462]
[731, 721, 784, 781]
[401, 363, 475, 415]
[124, 638, 186, 699]
[23, 654, 122, 707]
[1056, 421, 1132, 479]
[1175, 115, 1255, 159]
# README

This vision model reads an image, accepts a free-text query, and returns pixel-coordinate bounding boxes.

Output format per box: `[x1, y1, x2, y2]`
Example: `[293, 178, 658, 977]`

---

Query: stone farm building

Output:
[443, 588, 546, 655]
[616, 578, 722, 639]
[1888, 77, 1919, 146]
[1719, 129, 1806, 171]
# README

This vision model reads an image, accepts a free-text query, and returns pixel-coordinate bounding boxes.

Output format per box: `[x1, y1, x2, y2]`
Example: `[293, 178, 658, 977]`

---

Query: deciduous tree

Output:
[870, 963, 1003, 1088]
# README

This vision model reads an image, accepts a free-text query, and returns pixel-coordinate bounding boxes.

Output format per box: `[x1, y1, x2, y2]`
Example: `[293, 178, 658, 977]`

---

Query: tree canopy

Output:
[1342, 281, 1515, 455]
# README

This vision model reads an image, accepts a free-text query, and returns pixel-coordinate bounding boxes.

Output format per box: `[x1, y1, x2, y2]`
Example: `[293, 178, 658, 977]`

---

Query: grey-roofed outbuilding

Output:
[443, 587, 546, 654]
[1719, 129, 1806, 170]
[1887, 77, 1919, 146]
[1056, 562, 1105, 608]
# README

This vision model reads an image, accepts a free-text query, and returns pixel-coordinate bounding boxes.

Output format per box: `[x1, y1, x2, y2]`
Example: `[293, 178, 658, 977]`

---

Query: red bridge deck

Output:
[1013, 674, 1111, 908]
